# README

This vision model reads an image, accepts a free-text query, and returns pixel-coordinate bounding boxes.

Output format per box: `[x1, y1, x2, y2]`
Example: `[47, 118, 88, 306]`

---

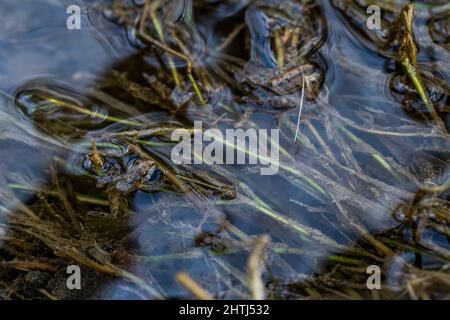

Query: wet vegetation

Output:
[0, 0, 449, 299]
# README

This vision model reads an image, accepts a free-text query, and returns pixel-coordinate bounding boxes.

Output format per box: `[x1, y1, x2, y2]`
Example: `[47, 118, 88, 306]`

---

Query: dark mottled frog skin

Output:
[97, 159, 160, 193]
[239, 63, 322, 108]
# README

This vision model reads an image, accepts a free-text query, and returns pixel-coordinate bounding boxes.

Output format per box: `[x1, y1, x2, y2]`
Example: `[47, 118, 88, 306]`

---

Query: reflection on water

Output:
[0, 0, 449, 299]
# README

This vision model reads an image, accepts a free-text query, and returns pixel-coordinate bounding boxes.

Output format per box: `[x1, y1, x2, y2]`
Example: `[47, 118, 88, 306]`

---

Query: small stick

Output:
[216, 23, 246, 52]
[147, 0, 181, 86]
[38, 289, 58, 300]
[90, 139, 104, 173]
[247, 235, 270, 300]
[176, 272, 214, 300]
[293, 68, 305, 143]
[274, 29, 284, 69]
[421, 179, 450, 194]
[399, 3, 447, 133]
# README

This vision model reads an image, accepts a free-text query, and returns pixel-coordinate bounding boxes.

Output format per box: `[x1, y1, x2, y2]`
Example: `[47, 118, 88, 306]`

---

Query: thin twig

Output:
[247, 235, 270, 300]
[293, 68, 305, 143]
[176, 272, 214, 300]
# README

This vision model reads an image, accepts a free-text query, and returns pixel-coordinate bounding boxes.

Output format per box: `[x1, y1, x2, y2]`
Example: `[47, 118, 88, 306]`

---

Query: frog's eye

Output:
[125, 155, 141, 169]
[81, 154, 117, 176]
[147, 167, 163, 186]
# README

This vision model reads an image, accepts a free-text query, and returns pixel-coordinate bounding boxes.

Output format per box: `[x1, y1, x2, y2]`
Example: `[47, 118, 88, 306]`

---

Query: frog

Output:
[96, 158, 162, 194]
[238, 62, 322, 109]
[236, 0, 325, 109]
[82, 141, 163, 194]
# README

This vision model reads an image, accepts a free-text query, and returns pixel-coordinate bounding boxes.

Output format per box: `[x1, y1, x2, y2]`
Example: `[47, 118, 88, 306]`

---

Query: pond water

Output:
[0, 0, 449, 299]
